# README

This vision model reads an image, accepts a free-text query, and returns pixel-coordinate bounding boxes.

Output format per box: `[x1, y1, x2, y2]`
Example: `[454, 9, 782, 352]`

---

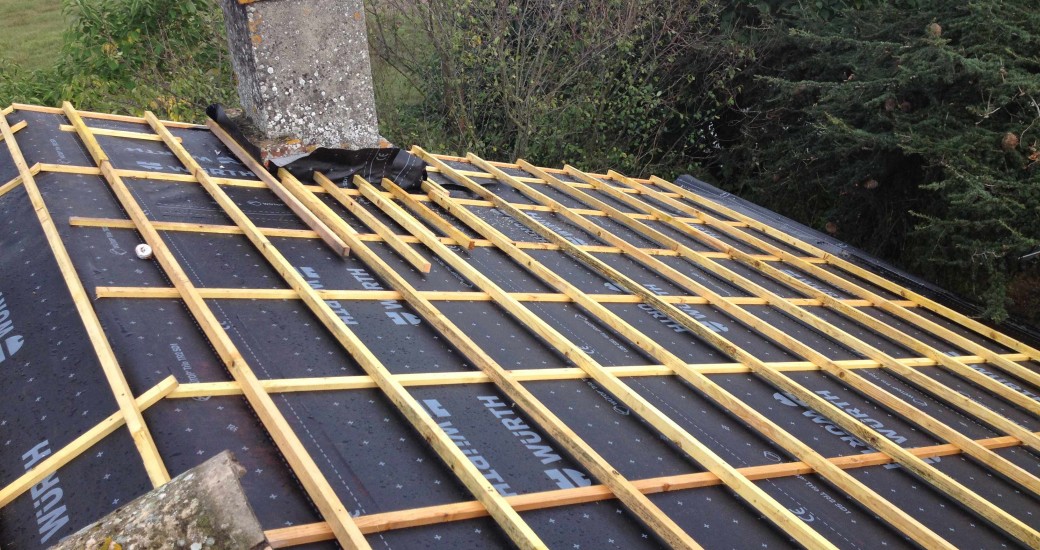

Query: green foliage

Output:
[0, 0, 236, 122]
[711, 0, 1040, 320]
[367, 0, 751, 175]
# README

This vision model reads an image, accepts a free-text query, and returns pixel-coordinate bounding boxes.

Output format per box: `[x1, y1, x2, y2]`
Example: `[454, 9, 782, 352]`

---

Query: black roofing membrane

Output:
[410, 383, 591, 496]
[546, 170, 583, 184]
[858, 306, 971, 356]
[437, 301, 572, 370]
[524, 248, 622, 294]
[848, 367, 1004, 438]
[522, 500, 667, 548]
[594, 251, 714, 296]
[208, 298, 367, 378]
[35, 171, 127, 219]
[663, 189, 740, 223]
[5, 107, 1040, 548]
[997, 447, 1040, 478]
[284, 237, 473, 294]
[522, 180, 591, 210]
[525, 210, 603, 247]
[624, 376, 796, 466]
[712, 259, 812, 299]
[812, 262, 906, 301]
[805, 306, 918, 358]
[745, 306, 862, 361]
[6, 111, 93, 168]
[97, 131, 256, 180]
[95, 298, 229, 389]
[525, 379, 705, 479]
[459, 246, 556, 293]
[910, 307, 1017, 354]
[913, 365, 1040, 431]
[163, 230, 288, 289]
[413, 200, 483, 239]
[466, 205, 550, 244]
[519, 301, 655, 366]
[931, 453, 1040, 529]
[648, 487, 798, 548]
[123, 177, 234, 225]
[581, 186, 648, 214]
[0, 143, 15, 185]
[367, 517, 510, 549]
[648, 218, 765, 255]
[606, 302, 803, 363]
[80, 117, 156, 134]
[0, 189, 122, 476]
[1, 430, 153, 549]
[755, 473, 917, 549]
[276, 389, 477, 511]
[734, 225, 812, 257]
[495, 165, 534, 178]
[461, 178, 539, 206]
[649, 255, 749, 297]
[144, 396, 323, 529]
[589, 216, 677, 250]
[711, 371, 938, 456]
[338, 299, 475, 374]
[847, 465, 1029, 549]
[765, 262, 856, 299]
[603, 303, 733, 364]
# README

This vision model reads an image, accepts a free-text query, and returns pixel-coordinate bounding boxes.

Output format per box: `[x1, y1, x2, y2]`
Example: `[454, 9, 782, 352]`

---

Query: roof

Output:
[2, 102, 1040, 550]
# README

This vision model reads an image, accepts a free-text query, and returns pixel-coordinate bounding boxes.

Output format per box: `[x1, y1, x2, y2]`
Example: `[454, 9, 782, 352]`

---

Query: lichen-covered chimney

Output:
[219, 0, 380, 156]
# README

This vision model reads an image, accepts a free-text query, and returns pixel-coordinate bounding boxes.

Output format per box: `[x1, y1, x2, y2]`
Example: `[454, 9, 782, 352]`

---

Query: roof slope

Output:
[2, 103, 1040, 549]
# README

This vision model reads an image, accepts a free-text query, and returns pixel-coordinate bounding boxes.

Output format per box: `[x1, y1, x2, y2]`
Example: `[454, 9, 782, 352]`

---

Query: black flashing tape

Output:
[206, 104, 263, 164]
[205, 104, 427, 190]
[674, 174, 1040, 349]
[282, 146, 426, 190]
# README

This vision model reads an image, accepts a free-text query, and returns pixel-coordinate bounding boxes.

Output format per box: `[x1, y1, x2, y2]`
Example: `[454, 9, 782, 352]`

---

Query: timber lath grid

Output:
[1, 102, 1040, 549]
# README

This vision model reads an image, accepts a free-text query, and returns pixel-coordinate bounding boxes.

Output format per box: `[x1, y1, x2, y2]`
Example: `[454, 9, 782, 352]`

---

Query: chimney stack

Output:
[219, 0, 381, 157]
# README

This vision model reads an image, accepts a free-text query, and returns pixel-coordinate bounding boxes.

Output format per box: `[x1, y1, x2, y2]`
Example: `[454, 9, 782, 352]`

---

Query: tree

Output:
[711, 0, 1040, 321]
[366, 0, 751, 175]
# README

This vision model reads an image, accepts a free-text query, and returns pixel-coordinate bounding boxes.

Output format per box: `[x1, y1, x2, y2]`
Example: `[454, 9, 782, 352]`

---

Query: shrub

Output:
[366, 0, 751, 175]
[0, 0, 236, 122]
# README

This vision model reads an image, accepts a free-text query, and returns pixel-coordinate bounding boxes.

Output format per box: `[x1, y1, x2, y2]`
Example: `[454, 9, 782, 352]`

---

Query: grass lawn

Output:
[0, 0, 66, 69]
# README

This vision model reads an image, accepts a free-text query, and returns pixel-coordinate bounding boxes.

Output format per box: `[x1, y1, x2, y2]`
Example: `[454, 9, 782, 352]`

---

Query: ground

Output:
[0, 0, 64, 69]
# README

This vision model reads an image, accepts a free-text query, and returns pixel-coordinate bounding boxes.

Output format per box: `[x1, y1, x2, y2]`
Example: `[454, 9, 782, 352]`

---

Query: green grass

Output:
[0, 0, 66, 69]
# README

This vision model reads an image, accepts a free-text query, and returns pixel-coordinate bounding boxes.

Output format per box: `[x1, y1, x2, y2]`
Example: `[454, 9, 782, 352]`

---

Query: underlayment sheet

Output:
[0, 187, 155, 546]
[4, 108, 1040, 549]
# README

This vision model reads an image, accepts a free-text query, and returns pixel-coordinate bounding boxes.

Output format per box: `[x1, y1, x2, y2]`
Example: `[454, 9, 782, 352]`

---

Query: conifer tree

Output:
[714, 1, 1040, 320]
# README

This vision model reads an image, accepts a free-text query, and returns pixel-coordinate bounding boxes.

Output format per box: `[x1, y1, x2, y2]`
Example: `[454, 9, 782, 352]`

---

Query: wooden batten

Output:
[646, 174, 1040, 363]
[8, 106, 171, 488]
[551, 165, 1040, 498]
[451, 152, 957, 548]
[148, 118, 549, 549]
[419, 148, 862, 549]
[314, 173, 701, 548]
[58, 123, 179, 142]
[0, 119, 27, 142]
[5, 100, 1040, 549]
[382, 178, 477, 250]
[0, 377, 177, 508]
[205, 119, 349, 256]
[478, 157, 1039, 546]
[602, 171, 1040, 432]
[265, 428, 1040, 547]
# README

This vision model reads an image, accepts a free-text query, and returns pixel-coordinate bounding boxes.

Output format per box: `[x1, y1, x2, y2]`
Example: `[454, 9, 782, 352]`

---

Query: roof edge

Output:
[675, 174, 1040, 351]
